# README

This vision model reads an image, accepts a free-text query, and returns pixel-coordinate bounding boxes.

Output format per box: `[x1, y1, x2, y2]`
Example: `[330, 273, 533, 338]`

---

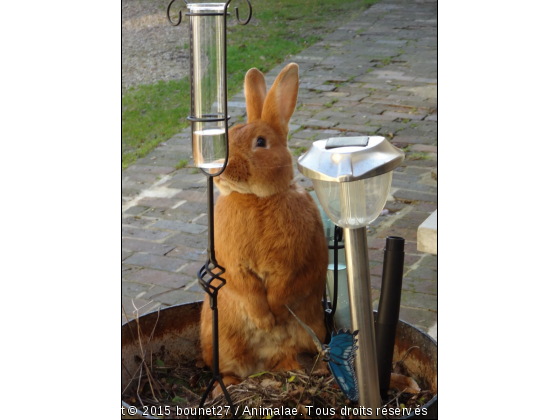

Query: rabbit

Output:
[200, 63, 328, 389]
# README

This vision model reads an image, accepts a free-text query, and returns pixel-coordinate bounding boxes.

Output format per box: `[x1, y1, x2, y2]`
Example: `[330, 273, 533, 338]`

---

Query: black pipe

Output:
[376, 236, 405, 393]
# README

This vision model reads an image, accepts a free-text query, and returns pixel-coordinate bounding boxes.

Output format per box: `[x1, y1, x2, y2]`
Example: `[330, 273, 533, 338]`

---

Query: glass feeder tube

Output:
[167, 1, 253, 412]
[188, 3, 228, 171]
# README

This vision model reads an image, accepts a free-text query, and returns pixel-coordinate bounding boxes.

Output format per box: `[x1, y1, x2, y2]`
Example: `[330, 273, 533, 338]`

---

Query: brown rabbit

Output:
[200, 63, 328, 387]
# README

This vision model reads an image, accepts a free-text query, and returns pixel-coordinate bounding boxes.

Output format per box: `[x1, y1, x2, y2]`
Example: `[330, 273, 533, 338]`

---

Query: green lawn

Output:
[122, 0, 378, 170]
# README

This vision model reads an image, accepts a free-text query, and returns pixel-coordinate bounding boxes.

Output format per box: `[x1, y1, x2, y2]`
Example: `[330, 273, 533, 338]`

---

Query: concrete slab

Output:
[417, 210, 437, 255]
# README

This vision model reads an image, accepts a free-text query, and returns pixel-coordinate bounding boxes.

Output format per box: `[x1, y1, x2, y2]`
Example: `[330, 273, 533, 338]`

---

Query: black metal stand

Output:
[166, 1, 253, 415]
[323, 225, 344, 342]
[196, 177, 234, 409]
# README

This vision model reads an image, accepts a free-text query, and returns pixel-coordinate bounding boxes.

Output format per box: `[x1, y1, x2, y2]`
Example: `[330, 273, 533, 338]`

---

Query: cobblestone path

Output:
[122, 0, 437, 338]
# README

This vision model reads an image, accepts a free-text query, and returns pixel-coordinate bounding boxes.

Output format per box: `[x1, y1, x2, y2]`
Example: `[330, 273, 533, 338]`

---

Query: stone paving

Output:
[121, 0, 437, 339]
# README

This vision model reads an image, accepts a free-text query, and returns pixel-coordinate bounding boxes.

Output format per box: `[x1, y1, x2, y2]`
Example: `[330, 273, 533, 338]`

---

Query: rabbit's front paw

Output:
[253, 311, 276, 332]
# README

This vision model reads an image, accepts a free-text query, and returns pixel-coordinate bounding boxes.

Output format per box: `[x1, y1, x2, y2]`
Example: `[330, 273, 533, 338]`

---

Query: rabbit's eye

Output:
[256, 137, 267, 148]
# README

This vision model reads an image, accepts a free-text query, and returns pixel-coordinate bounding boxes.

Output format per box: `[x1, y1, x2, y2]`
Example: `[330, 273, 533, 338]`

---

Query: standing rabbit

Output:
[200, 63, 328, 388]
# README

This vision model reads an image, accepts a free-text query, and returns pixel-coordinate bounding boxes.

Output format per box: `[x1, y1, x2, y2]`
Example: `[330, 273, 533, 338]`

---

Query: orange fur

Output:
[200, 64, 328, 380]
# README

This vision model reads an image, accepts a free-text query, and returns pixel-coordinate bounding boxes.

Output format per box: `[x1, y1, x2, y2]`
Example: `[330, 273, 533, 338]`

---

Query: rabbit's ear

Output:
[244, 68, 267, 123]
[262, 63, 299, 137]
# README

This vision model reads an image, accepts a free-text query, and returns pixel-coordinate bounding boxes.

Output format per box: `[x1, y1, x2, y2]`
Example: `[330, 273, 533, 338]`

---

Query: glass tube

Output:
[188, 3, 227, 169]
[326, 264, 351, 329]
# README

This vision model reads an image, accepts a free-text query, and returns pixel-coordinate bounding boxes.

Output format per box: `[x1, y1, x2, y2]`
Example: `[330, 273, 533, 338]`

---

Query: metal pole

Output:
[343, 226, 382, 419]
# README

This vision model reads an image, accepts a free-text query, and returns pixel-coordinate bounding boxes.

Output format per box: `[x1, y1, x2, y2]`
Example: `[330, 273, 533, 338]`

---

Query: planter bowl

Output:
[122, 302, 437, 419]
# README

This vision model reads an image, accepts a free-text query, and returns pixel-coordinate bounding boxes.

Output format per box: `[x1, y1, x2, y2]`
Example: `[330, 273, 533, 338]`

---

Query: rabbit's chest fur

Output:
[214, 184, 320, 276]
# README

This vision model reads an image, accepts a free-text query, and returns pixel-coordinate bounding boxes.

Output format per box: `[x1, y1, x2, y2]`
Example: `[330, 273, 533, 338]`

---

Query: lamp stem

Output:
[343, 227, 382, 419]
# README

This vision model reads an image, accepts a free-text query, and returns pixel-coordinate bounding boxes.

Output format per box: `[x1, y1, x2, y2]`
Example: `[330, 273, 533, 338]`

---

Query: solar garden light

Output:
[298, 136, 404, 417]
[167, 0, 252, 410]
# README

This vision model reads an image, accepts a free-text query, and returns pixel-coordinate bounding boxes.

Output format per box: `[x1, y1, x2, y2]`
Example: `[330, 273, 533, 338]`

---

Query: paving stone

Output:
[123, 206, 150, 216]
[367, 114, 400, 123]
[416, 202, 437, 213]
[404, 157, 437, 168]
[398, 306, 437, 330]
[165, 245, 207, 262]
[123, 172, 159, 184]
[152, 219, 208, 235]
[404, 241, 419, 254]
[383, 111, 426, 120]
[178, 261, 205, 278]
[122, 238, 176, 256]
[371, 275, 382, 290]
[122, 281, 153, 299]
[404, 253, 422, 266]
[126, 268, 193, 289]
[122, 216, 156, 229]
[186, 281, 206, 294]
[164, 232, 208, 249]
[393, 189, 437, 204]
[148, 209, 199, 224]
[403, 166, 433, 176]
[392, 181, 437, 194]
[401, 290, 437, 311]
[346, 94, 370, 102]
[172, 189, 207, 203]
[168, 172, 207, 183]
[175, 201, 209, 214]
[302, 119, 338, 129]
[384, 201, 407, 212]
[122, 185, 146, 197]
[335, 124, 379, 134]
[425, 114, 437, 122]
[137, 197, 183, 209]
[192, 214, 208, 226]
[289, 138, 315, 148]
[141, 286, 200, 306]
[299, 82, 336, 92]
[125, 165, 176, 175]
[291, 128, 337, 141]
[410, 144, 437, 153]
[407, 265, 437, 281]
[324, 91, 350, 98]
[124, 253, 187, 272]
[419, 254, 437, 268]
[122, 226, 172, 241]
[122, 265, 140, 279]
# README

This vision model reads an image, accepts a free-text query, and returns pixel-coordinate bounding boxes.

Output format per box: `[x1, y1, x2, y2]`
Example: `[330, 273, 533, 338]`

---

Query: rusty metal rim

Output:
[385, 314, 437, 419]
[121, 302, 437, 419]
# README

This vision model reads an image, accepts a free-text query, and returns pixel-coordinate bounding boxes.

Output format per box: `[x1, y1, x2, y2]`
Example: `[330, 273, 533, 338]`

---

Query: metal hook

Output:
[166, 0, 189, 27]
[225, 0, 253, 25]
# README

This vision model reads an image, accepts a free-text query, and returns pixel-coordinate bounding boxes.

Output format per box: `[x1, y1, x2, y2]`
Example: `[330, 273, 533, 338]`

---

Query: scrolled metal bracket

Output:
[166, 0, 188, 26]
[226, 0, 253, 25]
[167, 0, 252, 27]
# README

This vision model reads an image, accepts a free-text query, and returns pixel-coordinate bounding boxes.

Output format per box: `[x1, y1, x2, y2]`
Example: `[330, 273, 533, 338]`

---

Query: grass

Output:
[292, 147, 309, 157]
[408, 152, 430, 161]
[324, 98, 339, 108]
[175, 159, 189, 170]
[122, 0, 379, 170]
